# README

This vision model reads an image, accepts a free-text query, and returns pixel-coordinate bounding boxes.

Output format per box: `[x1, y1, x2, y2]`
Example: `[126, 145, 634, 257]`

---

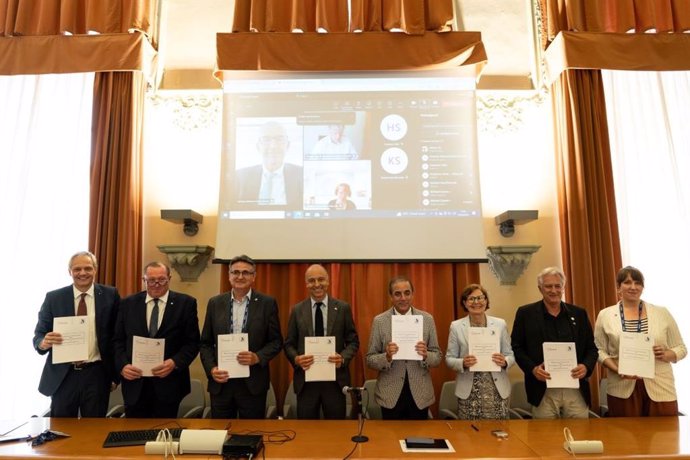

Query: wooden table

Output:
[0, 416, 688, 459]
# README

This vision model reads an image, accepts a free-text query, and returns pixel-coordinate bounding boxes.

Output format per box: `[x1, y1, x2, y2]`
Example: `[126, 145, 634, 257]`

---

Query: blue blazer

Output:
[445, 315, 514, 399]
[33, 284, 120, 396]
[113, 290, 200, 406]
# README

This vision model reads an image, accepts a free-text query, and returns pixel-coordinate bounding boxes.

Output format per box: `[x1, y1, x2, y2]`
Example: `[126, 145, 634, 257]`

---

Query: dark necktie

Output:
[314, 302, 324, 337]
[77, 293, 87, 316]
[149, 298, 159, 338]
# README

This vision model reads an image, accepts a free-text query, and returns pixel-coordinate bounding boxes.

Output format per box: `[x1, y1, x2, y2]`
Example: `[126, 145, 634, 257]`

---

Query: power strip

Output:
[145, 441, 180, 455]
[563, 440, 604, 454]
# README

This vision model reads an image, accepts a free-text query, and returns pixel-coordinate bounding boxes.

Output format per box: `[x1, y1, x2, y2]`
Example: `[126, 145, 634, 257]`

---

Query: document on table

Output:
[468, 327, 500, 372]
[305, 336, 336, 382]
[618, 332, 655, 379]
[132, 336, 165, 377]
[52, 316, 89, 364]
[218, 333, 249, 379]
[543, 342, 579, 388]
[391, 315, 423, 361]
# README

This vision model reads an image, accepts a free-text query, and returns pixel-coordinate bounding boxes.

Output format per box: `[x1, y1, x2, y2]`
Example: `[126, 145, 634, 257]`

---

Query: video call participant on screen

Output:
[328, 183, 357, 210]
[33, 251, 120, 417]
[284, 264, 359, 419]
[311, 124, 357, 159]
[511, 267, 598, 419]
[235, 121, 303, 208]
[114, 262, 200, 418]
[200, 255, 283, 419]
[366, 276, 441, 420]
[595, 266, 687, 417]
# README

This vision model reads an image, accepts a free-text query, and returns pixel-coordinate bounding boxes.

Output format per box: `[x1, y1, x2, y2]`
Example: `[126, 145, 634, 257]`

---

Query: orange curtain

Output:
[540, 0, 690, 44]
[0, 0, 157, 39]
[551, 69, 623, 409]
[219, 261, 479, 416]
[232, 0, 454, 33]
[90, 72, 145, 297]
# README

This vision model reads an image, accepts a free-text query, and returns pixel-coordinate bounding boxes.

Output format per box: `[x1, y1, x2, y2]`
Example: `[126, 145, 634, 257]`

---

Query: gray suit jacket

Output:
[284, 297, 359, 394]
[366, 307, 441, 410]
[200, 290, 283, 396]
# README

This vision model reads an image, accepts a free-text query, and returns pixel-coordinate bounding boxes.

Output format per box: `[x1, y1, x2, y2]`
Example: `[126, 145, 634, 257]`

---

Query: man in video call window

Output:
[235, 120, 303, 208]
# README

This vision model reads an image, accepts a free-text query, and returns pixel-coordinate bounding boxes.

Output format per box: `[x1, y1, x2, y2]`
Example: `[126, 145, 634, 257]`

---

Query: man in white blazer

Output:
[366, 276, 441, 420]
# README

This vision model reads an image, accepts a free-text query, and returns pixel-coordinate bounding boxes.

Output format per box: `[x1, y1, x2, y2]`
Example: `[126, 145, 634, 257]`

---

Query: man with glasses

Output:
[511, 267, 598, 418]
[113, 261, 200, 418]
[284, 264, 359, 419]
[200, 255, 283, 418]
[33, 251, 120, 417]
[234, 120, 303, 208]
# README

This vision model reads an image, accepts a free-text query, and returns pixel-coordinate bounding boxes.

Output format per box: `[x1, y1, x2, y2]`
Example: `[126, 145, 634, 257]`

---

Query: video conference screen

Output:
[215, 70, 486, 261]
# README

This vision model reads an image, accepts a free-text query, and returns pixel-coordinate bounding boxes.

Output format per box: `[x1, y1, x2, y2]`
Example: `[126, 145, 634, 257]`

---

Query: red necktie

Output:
[77, 293, 87, 316]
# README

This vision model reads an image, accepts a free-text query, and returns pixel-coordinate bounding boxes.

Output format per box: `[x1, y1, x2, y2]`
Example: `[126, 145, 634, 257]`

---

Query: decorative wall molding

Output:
[477, 91, 546, 132]
[147, 92, 221, 131]
[486, 245, 541, 285]
[157, 245, 214, 282]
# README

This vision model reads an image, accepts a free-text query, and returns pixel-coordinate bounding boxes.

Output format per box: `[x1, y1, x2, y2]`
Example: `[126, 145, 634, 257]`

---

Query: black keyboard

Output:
[102, 428, 183, 447]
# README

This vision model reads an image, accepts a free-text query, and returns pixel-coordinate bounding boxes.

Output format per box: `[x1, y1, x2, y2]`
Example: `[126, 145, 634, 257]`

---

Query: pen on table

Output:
[471, 424, 479, 432]
[446, 422, 453, 430]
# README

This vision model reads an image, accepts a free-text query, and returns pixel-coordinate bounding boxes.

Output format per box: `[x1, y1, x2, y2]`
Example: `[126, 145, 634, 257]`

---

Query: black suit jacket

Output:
[200, 290, 283, 396]
[284, 297, 359, 395]
[113, 290, 200, 406]
[234, 163, 303, 209]
[33, 284, 120, 397]
[511, 300, 598, 407]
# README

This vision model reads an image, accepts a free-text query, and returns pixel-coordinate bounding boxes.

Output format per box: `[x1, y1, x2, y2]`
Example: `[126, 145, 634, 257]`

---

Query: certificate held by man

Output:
[218, 333, 250, 378]
[543, 342, 579, 388]
[52, 316, 89, 364]
[391, 315, 423, 360]
[305, 336, 336, 382]
[132, 336, 165, 377]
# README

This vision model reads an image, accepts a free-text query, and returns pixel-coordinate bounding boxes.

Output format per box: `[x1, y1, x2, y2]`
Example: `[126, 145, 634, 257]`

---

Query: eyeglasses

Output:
[28, 430, 59, 447]
[467, 295, 487, 303]
[144, 277, 169, 286]
[230, 270, 255, 278]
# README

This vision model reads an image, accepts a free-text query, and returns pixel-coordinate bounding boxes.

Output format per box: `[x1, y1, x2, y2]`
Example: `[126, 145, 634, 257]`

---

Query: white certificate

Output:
[132, 336, 165, 377]
[52, 316, 89, 364]
[218, 333, 249, 379]
[305, 336, 336, 382]
[543, 342, 579, 388]
[468, 327, 500, 372]
[391, 315, 423, 361]
[618, 332, 655, 379]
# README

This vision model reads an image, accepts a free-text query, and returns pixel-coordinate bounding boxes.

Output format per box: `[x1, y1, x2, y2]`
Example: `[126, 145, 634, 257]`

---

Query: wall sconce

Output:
[161, 209, 203, 236]
[495, 210, 538, 237]
[157, 245, 214, 282]
[486, 245, 540, 285]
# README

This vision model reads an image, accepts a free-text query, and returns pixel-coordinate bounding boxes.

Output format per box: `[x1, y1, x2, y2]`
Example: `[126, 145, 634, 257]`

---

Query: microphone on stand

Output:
[343, 385, 369, 443]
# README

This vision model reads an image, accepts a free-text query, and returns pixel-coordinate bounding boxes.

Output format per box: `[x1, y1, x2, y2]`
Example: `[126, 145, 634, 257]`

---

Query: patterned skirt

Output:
[457, 372, 509, 420]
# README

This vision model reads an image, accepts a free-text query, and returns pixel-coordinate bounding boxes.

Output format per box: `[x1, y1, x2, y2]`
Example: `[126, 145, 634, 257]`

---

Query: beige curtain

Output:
[232, 0, 454, 33]
[90, 72, 145, 297]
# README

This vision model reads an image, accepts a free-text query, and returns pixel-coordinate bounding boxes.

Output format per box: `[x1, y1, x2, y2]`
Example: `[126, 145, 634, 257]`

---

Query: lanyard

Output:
[618, 301, 643, 333]
[229, 297, 250, 333]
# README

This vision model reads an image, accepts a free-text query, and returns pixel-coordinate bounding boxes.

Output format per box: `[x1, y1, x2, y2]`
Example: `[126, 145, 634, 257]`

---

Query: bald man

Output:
[284, 264, 359, 419]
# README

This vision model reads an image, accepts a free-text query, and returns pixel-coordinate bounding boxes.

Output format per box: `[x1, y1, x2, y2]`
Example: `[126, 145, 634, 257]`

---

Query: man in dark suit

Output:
[511, 266, 598, 418]
[33, 251, 120, 417]
[234, 120, 303, 209]
[284, 264, 359, 419]
[113, 261, 200, 418]
[200, 254, 283, 418]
